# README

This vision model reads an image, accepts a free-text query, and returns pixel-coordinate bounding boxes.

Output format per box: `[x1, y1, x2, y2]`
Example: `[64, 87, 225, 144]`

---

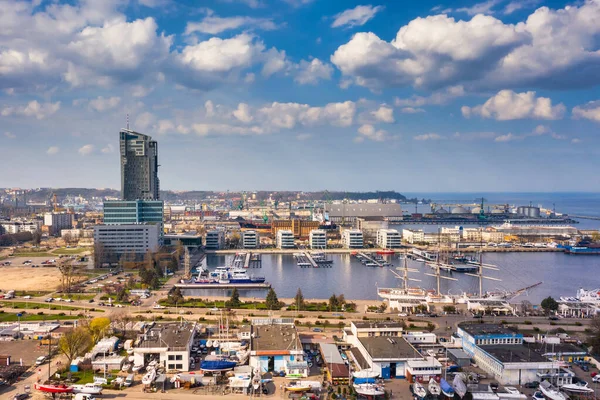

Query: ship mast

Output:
[424, 262, 457, 294]
[465, 227, 500, 297]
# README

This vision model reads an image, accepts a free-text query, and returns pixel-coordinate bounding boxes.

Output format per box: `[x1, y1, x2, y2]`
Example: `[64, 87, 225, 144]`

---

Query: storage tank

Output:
[451, 206, 468, 214]
[471, 207, 482, 215]
[517, 206, 540, 218]
[435, 208, 449, 214]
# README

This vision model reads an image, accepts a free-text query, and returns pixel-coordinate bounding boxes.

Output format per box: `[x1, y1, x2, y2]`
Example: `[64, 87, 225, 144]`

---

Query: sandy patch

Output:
[0, 266, 63, 291]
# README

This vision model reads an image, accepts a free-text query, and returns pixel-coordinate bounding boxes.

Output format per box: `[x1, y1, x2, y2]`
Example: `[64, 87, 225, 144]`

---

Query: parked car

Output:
[524, 381, 539, 388]
[592, 375, 600, 383]
[35, 356, 47, 365]
[312, 328, 323, 332]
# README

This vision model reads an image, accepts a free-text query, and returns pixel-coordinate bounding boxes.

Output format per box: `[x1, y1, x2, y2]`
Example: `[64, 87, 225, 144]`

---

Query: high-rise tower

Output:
[119, 129, 159, 201]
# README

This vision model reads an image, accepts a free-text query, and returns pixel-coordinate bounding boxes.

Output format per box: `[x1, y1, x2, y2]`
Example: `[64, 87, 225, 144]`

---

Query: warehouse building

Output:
[325, 203, 402, 224]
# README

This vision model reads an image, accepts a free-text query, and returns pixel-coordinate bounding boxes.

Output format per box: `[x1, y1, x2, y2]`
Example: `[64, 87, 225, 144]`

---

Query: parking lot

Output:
[0, 340, 50, 367]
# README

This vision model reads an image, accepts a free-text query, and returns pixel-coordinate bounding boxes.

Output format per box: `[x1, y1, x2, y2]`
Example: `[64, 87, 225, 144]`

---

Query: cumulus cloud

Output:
[131, 85, 153, 98]
[185, 15, 277, 35]
[135, 112, 156, 130]
[401, 107, 425, 114]
[331, 2, 600, 92]
[395, 86, 465, 107]
[293, 59, 333, 85]
[455, 0, 501, 16]
[1, 100, 61, 119]
[88, 96, 121, 112]
[78, 144, 94, 155]
[332, 5, 384, 28]
[503, 0, 540, 15]
[371, 106, 394, 123]
[414, 133, 443, 141]
[357, 124, 388, 141]
[461, 90, 565, 120]
[573, 100, 600, 122]
[233, 103, 253, 123]
[46, 146, 60, 155]
[494, 133, 517, 142]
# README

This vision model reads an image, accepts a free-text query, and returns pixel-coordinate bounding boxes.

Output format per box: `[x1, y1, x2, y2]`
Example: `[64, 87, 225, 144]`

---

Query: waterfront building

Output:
[309, 229, 327, 249]
[457, 323, 554, 385]
[465, 299, 515, 316]
[376, 229, 402, 248]
[44, 212, 74, 236]
[132, 323, 196, 372]
[276, 230, 295, 249]
[163, 233, 202, 247]
[271, 220, 321, 239]
[325, 203, 402, 224]
[249, 319, 307, 377]
[120, 129, 159, 201]
[356, 217, 389, 239]
[342, 229, 363, 248]
[490, 223, 578, 237]
[403, 331, 437, 345]
[482, 231, 505, 242]
[402, 229, 424, 244]
[103, 200, 164, 237]
[93, 224, 160, 256]
[319, 342, 349, 385]
[242, 230, 259, 249]
[205, 230, 225, 249]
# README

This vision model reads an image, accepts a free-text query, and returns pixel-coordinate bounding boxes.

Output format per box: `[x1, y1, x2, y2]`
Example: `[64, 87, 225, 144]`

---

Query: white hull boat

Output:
[72, 384, 103, 395]
[132, 364, 144, 372]
[429, 379, 441, 396]
[539, 381, 568, 400]
[354, 383, 385, 396]
[413, 382, 427, 399]
[121, 363, 131, 372]
[560, 382, 594, 395]
[142, 369, 156, 385]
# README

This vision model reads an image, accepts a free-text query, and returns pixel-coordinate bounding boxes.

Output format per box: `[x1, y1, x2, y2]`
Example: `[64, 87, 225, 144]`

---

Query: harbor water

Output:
[181, 252, 598, 304]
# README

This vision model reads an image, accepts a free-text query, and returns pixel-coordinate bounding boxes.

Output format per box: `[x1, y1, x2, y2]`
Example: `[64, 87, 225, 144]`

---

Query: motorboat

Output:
[413, 382, 427, 398]
[533, 391, 545, 400]
[213, 340, 220, 348]
[354, 383, 385, 396]
[560, 381, 595, 394]
[35, 383, 74, 393]
[539, 381, 568, 400]
[428, 378, 441, 396]
[72, 383, 103, 395]
[440, 378, 455, 398]
[121, 363, 131, 372]
[141, 369, 156, 385]
[132, 364, 144, 372]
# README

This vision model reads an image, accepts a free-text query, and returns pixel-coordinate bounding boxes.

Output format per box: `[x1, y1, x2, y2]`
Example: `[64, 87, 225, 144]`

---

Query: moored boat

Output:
[354, 383, 385, 396]
[353, 369, 378, 384]
[35, 383, 74, 393]
[141, 369, 156, 385]
[428, 378, 441, 396]
[539, 380, 568, 400]
[72, 383, 103, 394]
[413, 382, 427, 399]
[200, 359, 236, 372]
[440, 378, 455, 398]
[560, 381, 595, 394]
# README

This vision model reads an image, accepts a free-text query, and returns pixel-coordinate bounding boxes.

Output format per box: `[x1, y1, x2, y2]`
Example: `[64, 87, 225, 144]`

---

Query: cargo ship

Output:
[564, 240, 600, 255]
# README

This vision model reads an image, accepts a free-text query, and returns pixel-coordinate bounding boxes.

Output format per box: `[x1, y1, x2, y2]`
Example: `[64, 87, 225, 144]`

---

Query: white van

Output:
[124, 374, 134, 387]
[35, 356, 47, 365]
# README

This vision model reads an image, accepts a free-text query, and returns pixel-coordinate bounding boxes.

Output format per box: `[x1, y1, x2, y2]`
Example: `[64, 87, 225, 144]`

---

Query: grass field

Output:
[0, 301, 82, 311]
[65, 294, 96, 301]
[0, 313, 79, 322]
[12, 252, 55, 258]
[52, 248, 90, 255]
[14, 290, 53, 297]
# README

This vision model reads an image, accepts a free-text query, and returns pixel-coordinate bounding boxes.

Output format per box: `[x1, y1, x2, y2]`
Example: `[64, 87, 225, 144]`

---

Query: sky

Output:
[1, 0, 600, 192]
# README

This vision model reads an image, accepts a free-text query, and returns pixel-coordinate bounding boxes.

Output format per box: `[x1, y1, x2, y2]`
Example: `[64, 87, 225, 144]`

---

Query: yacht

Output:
[539, 381, 568, 400]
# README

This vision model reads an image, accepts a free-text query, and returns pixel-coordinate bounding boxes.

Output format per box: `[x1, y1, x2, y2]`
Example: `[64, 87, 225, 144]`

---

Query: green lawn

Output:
[65, 294, 96, 301]
[52, 248, 90, 255]
[14, 290, 53, 297]
[158, 298, 271, 310]
[12, 252, 55, 258]
[0, 313, 79, 322]
[0, 301, 82, 311]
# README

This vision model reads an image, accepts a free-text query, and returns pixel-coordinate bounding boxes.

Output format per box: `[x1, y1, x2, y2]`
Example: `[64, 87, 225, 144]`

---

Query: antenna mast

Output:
[126, 113, 129, 130]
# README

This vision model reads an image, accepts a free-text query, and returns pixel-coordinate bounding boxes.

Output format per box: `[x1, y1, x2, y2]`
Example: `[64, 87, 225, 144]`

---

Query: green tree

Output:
[86, 317, 111, 342]
[58, 327, 93, 364]
[31, 230, 42, 245]
[168, 287, 185, 305]
[329, 294, 339, 311]
[294, 288, 305, 311]
[541, 296, 559, 315]
[265, 288, 281, 310]
[588, 316, 600, 355]
[226, 288, 241, 308]
[426, 322, 436, 333]
[443, 305, 457, 314]
[116, 286, 129, 303]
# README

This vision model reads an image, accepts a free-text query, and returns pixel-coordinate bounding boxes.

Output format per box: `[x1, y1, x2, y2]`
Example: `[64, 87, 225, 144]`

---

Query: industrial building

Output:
[342, 229, 363, 248]
[319, 342, 349, 385]
[325, 203, 402, 224]
[103, 200, 164, 236]
[120, 129, 160, 201]
[44, 212, 74, 236]
[132, 322, 197, 372]
[355, 217, 389, 238]
[276, 230, 295, 249]
[309, 229, 327, 249]
[163, 233, 202, 247]
[490, 223, 578, 237]
[205, 230, 225, 249]
[457, 323, 554, 385]
[242, 230, 259, 249]
[376, 229, 402, 248]
[93, 224, 160, 256]
[271, 220, 321, 239]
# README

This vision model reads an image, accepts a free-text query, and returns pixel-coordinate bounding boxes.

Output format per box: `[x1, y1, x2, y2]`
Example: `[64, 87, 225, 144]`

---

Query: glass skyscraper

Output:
[120, 129, 159, 201]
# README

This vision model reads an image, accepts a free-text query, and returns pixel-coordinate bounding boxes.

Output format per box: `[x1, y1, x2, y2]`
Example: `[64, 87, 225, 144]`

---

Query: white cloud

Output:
[371, 106, 394, 123]
[138, 0, 171, 7]
[282, 0, 314, 7]
[533, 124, 549, 135]
[571, 138, 581, 144]
[261, 48, 287, 77]
[135, 112, 156, 130]
[461, 90, 565, 120]
[503, 0, 540, 15]
[401, 107, 425, 114]
[293, 59, 333, 85]
[244, 73, 255, 83]
[331, 2, 600, 91]
[1, 100, 61, 119]
[46, 146, 59, 155]
[332, 5, 384, 28]
[455, 0, 501, 16]
[357, 124, 388, 142]
[414, 133, 443, 141]
[88, 96, 121, 112]
[453, 131, 497, 140]
[4, 132, 16, 139]
[258, 101, 356, 129]
[395, 86, 465, 107]
[573, 100, 600, 122]
[494, 133, 517, 142]
[185, 16, 277, 35]
[233, 103, 253, 123]
[131, 85, 153, 98]
[205, 100, 216, 117]
[78, 144, 94, 155]
[296, 133, 312, 141]
[101, 143, 114, 153]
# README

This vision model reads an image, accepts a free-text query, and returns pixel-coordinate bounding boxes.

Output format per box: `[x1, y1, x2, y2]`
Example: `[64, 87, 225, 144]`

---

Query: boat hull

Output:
[35, 383, 74, 393]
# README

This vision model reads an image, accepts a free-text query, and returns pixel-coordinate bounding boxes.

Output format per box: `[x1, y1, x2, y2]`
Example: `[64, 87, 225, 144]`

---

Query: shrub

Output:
[297, 314, 304, 319]
[362, 316, 369, 321]
[294, 320, 301, 326]
[533, 327, 540, 332]
[409, 323, 415, 329]
[317, 315, 324, 319]
[58, 312, 65, 316]
[315, 321, 321, 326]
[322, 320, 330, 326]
[500, 320, 508, 325]
[37, 311, 44, 315]
[523, 320, 532, 325]
[575, 322, 582, 326]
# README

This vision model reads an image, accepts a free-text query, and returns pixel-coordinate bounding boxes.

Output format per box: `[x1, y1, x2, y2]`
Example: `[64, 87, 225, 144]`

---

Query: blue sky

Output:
[1, 0, 599, 192]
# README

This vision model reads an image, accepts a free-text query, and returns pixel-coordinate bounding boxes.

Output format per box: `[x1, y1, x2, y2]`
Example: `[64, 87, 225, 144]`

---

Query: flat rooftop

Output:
[319, 343, 344, 364]
[352, 321, 404, 329]
[251, 324, 300, 352]
[137, 323, 195, 351]
[459, 323, 520, 337]
[480, 345, 548, 363]
[358, 336, 421, 360]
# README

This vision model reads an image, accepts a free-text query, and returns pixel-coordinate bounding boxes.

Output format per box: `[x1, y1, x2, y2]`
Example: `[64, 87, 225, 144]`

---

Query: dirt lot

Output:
[0, 264, 63, 291]
[0, 340, 48, 367]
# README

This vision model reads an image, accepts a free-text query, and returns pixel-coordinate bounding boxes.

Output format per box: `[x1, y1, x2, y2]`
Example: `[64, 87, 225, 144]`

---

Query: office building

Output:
[309, 229, 327, 249]
[376, 229, 402, 248]
[93, 224, 160, 257]
[342, 229, 363, 249]
[276, 230, 295, 249]
[44, 212, 74, 236]
[402, 229, 424, 244]
[205, 230, 225, 250]
[242, 230, 258, 249]
[120, 129, 159, 201]
[0, 221, 39, 234]
[103, 200, 164, 236]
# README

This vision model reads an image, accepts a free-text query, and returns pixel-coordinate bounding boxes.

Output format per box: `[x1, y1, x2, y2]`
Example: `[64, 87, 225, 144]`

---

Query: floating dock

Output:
[357, 252, 387, 267]
[231, 252, 262, 268]
[175, 282, 271, 289]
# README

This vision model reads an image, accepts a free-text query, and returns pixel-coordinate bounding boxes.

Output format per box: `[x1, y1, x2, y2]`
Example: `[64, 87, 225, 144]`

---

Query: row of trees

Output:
[0, 231, 35, 246]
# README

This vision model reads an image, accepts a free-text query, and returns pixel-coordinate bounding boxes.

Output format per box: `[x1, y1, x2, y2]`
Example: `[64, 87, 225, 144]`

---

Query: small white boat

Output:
[132, 364, 144, 372]
[121, 363, 131, 372]
[428, 378, 441, 396]
[141, 369, 156, 385]
[206, 340, 213, 347]
[72, 383, 103, 395]
[539, 381, 568, 400]
[128, 356, 135, 362]
[560, 381, 595, 394]
[354, 383, 385, 396]
[413, 382, 427, 399]
[213, 340, 220, 348]
[352, 369, 379, 379]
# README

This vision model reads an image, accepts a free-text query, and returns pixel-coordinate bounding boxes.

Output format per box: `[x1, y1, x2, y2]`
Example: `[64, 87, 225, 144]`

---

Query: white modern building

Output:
[0, 221, 39, 234]
[242, 230, 258, 249]
[93, 224, 160, 256]
[342, 229, 363, 248]
[376, 229, 402, 248]
[276, 230, 295, 249]
[402, 229, 424, 244]
[132, 322, 197, 372]
[44, 212, 74, 236]
[309, 229, 327, 249]
[403, 332, 437, 345]
[205, 230, 225, 249]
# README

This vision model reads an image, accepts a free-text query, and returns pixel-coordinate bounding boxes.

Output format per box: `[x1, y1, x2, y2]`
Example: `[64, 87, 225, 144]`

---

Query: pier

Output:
[305, 252, 319, 268]
[295, 252, 314, 267]
[230, 252, 262, 268]
[357, 252, 386, 267]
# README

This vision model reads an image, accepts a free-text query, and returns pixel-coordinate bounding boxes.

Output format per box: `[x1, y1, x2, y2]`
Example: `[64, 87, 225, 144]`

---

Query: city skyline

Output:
[1, 0, 600, 192]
